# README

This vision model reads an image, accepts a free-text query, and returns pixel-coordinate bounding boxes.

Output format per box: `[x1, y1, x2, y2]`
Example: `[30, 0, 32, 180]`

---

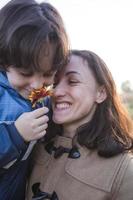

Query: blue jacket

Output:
[0, 71, 33, 200]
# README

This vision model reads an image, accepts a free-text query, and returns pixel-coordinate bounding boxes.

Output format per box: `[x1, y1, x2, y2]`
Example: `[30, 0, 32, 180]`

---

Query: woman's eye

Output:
[69, 80, 78, 85]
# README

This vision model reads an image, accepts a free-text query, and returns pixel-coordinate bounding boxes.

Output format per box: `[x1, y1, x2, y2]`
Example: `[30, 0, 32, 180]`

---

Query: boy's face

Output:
[6, 67, 56, 99]
[6, 43, 57, 99]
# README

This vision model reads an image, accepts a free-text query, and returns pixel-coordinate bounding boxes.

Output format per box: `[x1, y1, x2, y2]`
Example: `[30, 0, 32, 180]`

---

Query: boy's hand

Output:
[15, 107, 49, 142]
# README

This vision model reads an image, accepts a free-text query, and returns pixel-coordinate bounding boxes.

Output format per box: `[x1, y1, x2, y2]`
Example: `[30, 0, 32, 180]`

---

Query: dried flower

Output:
[28, 86, 53, 107]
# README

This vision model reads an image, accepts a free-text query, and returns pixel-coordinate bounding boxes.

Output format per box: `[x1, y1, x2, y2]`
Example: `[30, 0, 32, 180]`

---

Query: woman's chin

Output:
[52, 115, 67, 125]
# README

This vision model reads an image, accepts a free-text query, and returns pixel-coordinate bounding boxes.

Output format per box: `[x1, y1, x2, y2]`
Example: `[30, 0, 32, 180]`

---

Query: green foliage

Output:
[121, 80, 133, 119]
[126, 102, 133, 119]
[121, 80, 132, 93]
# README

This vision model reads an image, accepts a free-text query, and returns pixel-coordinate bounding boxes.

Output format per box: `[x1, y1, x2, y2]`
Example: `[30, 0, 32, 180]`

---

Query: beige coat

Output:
[26, 136, 133, 200]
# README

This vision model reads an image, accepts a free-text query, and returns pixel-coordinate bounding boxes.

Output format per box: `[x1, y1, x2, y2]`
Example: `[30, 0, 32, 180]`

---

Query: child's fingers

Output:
[36, 123, 48, 133]
[36, 130, 47, 140]
[35, 115, 49, 126]
[32, 107, 49, 118]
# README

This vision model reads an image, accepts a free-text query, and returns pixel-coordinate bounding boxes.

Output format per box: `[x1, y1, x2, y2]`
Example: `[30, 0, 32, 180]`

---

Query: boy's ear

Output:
[96, 86, 107, 103]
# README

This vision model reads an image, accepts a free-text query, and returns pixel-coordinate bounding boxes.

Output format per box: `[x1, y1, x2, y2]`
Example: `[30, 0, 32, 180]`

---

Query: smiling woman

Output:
[27, 50, 133, 200]
[52, 53, 103, 130]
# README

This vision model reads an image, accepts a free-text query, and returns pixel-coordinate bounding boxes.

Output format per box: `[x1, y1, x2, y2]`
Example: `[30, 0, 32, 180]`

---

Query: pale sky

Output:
[0, 0, 133, 91]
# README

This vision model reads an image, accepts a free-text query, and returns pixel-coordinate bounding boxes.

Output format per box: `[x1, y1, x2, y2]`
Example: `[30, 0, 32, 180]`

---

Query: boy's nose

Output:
[30, 78, 44, 89]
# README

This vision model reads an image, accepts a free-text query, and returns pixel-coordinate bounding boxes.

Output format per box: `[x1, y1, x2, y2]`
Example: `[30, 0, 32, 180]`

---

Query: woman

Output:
[27, 50, 133, 200]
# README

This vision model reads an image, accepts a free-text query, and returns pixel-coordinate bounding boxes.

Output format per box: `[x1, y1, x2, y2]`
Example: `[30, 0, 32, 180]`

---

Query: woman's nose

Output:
[53, 84, 66, 97]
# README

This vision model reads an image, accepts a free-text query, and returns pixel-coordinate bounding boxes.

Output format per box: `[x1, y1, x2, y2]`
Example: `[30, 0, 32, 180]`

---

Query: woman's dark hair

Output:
[0, 0, 69, 72]
[46, 50, 133, 158]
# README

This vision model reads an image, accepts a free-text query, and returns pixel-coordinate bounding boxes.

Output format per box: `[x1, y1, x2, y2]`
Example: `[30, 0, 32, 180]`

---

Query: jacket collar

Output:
[65, 148, 129, 192]
[0, 71, 31, 102]
[0, 71, 12, 89]
[47, 136, 130, 193]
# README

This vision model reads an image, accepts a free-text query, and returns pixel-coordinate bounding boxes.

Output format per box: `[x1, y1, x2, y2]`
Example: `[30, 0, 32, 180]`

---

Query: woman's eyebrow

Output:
[65, 71, 80, 76]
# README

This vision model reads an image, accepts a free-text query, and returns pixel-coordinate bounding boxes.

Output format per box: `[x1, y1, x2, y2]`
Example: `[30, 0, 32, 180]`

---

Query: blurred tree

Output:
[121, 80, 133, 119]
[121, 80, 132, 93]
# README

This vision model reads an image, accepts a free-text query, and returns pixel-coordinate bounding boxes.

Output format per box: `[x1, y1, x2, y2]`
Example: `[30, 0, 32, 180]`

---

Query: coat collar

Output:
[44, 136, 131, 193]
[65, 148, 129, 192]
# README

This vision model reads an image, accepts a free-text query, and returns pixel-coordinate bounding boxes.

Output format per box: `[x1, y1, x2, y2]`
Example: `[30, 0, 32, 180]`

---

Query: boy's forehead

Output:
[39, 57, 56, 75]
[39, 43, 56, 72]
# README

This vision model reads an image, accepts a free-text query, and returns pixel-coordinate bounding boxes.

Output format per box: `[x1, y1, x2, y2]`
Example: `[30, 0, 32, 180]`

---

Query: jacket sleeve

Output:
[115, 157, 133, 200]
[0, 123, 28, 168]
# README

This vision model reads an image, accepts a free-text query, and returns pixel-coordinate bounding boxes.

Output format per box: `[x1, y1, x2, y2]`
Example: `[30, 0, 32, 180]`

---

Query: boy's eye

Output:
[20, 73, 32, 77]
[19, 71, 33, 77]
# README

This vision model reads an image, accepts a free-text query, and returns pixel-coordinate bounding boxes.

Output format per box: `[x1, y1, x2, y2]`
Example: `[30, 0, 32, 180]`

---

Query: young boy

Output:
[0, 0, 69, 199]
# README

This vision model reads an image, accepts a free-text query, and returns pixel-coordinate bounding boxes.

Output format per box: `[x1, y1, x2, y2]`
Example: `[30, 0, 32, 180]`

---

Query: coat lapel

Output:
[65, 149, 128, 192]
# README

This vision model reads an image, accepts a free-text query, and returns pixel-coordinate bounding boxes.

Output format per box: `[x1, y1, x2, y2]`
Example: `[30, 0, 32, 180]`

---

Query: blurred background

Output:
[0, 0, 133, 117]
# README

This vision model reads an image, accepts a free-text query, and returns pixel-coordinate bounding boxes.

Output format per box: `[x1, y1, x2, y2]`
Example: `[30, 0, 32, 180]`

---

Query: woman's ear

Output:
[96, 86, 107, 103]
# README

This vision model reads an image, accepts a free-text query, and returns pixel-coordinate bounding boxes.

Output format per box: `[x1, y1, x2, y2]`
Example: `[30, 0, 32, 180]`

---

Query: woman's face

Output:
[52, 55, 105, 130]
